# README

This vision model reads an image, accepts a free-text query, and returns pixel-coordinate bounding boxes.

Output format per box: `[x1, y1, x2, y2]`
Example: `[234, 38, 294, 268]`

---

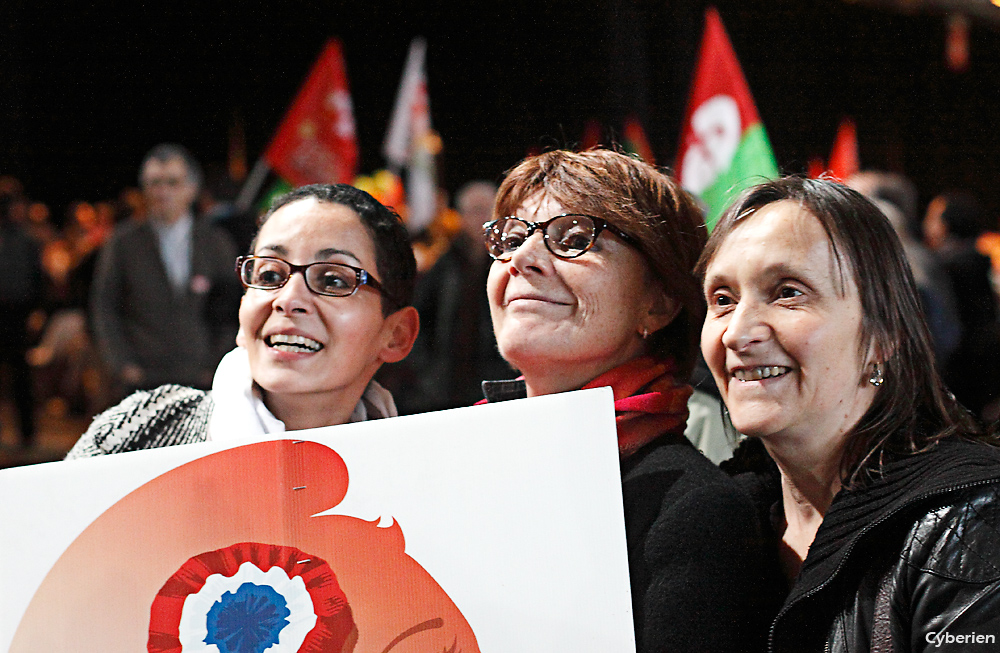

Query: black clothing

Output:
[938, 240, 1000, 416]
[483, 380, 770, 653]
[383, 237, 513, 414]
[0, 222, 43, 445]
[90, 219, 241, 394]
[732, 438, 1000, 653]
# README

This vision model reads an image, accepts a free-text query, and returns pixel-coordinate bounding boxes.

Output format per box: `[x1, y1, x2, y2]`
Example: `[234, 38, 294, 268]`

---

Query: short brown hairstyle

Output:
[697, 176, 985, 485]
[494, 149, 708, 379]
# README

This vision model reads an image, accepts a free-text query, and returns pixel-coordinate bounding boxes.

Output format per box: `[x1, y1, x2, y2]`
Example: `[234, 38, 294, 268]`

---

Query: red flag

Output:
[581, 119, 602, 150]
[676, 7, 778, 227]
[264, 40, 359, 186]
[826, 119, 858, 182]
[622, 116, 656, 164]
[946, 14, 970, 73]
[807, 157, 826, 179]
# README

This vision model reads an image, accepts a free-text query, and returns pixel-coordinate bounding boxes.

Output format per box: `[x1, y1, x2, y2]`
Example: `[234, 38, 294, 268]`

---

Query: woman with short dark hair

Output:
[68, 183, 420, 456]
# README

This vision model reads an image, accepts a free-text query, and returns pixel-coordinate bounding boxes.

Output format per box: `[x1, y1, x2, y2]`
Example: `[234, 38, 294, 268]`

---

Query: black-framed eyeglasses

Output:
[482, 213, 639, 261]
[236, 255, 392, 301]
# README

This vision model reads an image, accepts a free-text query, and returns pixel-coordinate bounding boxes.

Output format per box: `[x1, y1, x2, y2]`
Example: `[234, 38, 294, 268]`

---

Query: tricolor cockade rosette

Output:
[148, 542, 357, 653]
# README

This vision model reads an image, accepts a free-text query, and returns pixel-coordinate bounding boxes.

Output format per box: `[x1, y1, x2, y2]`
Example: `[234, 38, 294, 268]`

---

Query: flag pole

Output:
[235, 157, 271, 214]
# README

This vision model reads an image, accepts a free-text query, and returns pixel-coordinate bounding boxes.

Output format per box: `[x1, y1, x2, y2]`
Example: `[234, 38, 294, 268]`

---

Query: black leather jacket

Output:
[735, 439, 1000, 653]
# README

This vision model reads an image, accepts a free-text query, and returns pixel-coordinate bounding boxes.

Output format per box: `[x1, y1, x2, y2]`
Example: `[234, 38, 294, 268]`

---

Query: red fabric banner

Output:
[675, 5, 777, 225]
[581, 119, 603, 151]
[264, 40, 359, 186]
[827, 119, 859, 182]
[677, 6, 761, 160]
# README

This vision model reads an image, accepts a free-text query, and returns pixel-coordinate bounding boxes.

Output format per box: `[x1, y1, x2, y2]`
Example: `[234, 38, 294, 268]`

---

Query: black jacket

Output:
[90, 218, 241, 389]
[483, 379, 771, 653]
[734, 438, 1000, 653]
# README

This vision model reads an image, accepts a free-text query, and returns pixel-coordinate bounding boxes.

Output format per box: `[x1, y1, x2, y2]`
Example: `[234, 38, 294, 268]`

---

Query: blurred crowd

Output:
[0, 174, 121, 449]
[3, 152, 1000, 456]
[0, 148, 252, 452]
[847, 172, 1000, 422]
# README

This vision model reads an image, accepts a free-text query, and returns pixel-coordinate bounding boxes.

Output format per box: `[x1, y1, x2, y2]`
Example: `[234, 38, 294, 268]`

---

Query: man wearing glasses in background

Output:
[90, 143, 242, 400]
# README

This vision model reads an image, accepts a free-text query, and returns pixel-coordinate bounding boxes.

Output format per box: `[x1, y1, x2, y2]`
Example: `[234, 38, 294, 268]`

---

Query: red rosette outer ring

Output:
[148, 541, 356, 652]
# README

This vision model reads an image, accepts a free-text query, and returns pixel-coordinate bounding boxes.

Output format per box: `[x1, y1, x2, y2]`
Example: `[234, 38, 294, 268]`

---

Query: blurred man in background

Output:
[90, 144, 241, 398]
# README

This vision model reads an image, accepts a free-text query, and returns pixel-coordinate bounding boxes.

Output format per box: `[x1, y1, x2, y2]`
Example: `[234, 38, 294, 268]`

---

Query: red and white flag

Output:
[676, 7, 778, 228]
[263, 40, 359, 187]
[383, 38, 437, 232]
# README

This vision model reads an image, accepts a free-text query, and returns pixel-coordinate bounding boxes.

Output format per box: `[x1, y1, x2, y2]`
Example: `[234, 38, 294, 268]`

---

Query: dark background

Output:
[2, 0, 999, 222]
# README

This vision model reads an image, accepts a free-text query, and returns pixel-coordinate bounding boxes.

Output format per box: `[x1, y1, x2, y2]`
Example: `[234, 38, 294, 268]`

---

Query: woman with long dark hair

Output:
[700, 177, 1000, 652]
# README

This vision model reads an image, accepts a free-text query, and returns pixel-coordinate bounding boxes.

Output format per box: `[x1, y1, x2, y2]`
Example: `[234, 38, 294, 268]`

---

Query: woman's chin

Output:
[495, 339, 554, 376]
[501, 336, 644, 384]
[252, 369, 316, 399]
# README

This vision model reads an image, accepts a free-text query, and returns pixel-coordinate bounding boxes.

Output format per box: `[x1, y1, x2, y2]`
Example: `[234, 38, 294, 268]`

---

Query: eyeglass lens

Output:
[241, 257, 359, 297]
[488, 215, 599, 259]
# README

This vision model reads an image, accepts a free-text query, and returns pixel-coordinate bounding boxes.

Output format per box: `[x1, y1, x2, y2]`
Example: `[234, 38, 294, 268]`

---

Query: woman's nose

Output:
[507, 231, 552, 275]
[272, 271, 314, 314]
[720, 301, 770, 351]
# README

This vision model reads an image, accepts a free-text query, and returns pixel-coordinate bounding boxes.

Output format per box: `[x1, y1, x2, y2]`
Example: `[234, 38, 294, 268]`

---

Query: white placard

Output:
[0, 387, 634, 652]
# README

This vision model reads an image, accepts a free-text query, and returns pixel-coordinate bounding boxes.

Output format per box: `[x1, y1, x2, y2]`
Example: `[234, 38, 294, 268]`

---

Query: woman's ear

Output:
[641, 289, 682, 337]
[861, 337, 896, 387]
[866, 337, 896, 368]
[379, 306, 420, 364]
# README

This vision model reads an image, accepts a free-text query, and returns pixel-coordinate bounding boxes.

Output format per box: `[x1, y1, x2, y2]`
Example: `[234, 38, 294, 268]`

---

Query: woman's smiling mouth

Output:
[504, 293, 572, 307]
[265, 334, 324, 352]
[733, 365, 791, 382]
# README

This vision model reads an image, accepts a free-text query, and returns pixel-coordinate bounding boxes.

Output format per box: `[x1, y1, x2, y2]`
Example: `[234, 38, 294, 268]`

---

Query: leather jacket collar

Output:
[768, 439, 1000, 652]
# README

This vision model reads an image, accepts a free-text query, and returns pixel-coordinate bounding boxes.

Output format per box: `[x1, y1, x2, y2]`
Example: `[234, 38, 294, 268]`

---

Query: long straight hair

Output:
[697, 177, 985, 485]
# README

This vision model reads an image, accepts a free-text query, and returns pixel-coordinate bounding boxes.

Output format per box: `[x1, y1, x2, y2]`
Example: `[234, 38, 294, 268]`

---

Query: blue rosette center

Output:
[205, 582, 291, 653]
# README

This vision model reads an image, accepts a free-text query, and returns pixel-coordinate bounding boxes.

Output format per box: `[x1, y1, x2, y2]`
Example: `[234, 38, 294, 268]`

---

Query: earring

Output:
[869, 362, 884, 387]
[641, 327, 649, 339]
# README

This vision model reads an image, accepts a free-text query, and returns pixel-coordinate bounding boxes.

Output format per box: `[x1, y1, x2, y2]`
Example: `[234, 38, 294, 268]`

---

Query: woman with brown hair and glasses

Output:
[479, 149, 770, 652]
[67, 184, 420, 457]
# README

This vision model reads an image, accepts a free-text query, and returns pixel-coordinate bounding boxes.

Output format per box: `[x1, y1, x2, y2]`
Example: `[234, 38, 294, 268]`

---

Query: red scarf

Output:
[581, 356, 692, 460]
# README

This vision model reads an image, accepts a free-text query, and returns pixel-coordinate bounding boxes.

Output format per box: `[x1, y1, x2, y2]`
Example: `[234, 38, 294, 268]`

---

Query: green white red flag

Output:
[263, 40, 359, 187]
[677, 7, 778, 229]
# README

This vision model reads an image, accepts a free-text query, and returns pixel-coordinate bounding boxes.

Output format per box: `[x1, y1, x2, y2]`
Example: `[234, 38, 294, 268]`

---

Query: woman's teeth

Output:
[266, 334, 323, 352]
[734, 366, 789, 381]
